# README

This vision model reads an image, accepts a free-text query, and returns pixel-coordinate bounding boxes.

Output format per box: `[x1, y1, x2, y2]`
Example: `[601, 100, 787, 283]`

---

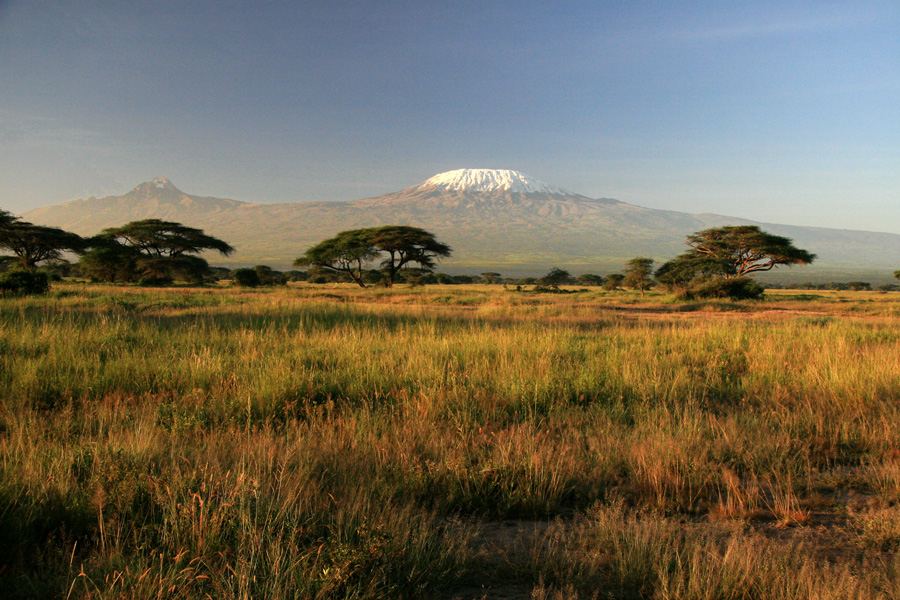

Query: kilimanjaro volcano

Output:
[20, 169, 900, 278]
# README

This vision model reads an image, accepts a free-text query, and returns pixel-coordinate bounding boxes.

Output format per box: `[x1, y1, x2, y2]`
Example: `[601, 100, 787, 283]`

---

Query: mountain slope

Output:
[19, 170, 900, 276]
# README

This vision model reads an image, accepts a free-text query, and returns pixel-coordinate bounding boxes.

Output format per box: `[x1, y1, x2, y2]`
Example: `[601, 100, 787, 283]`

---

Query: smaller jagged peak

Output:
[420, 169, 574, 195]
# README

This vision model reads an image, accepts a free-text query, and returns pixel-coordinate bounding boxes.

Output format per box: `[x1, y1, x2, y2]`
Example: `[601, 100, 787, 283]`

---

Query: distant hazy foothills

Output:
[22, 170, 900, 280]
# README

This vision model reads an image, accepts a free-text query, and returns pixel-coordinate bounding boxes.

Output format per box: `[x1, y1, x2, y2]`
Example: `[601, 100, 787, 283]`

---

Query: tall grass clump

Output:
[525, 502, 895, 599]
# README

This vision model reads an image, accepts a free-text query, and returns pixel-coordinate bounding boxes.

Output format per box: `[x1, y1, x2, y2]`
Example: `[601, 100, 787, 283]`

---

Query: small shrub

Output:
[855, 506, 900, 551]
[0, 269, 50, 295]
[137, 274, 173, 287]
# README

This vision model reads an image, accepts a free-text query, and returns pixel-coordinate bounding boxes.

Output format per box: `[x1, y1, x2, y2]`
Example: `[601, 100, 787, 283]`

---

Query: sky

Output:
[1, 1, 898, 232]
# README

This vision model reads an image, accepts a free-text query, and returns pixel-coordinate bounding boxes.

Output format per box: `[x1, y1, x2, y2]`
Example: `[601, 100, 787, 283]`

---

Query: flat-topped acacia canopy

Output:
[296, 226, 451, 287]
[685, 225, 816, 278]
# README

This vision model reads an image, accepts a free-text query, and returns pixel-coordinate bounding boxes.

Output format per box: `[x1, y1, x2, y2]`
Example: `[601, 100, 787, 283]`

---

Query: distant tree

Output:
[37, 261, 73, 281]
[684, 225, 815, 278]
[0, 209, 15, 229]
[539, 267, 571, 289]
[655, 226, 814, 300]
[208, 266, 233, 281]
[576, 274, 604, 286]
[284, 270, 309, 282]
[0, 216, 85, 270]
[253, 265, 287, 286]
[77, 243, 142, 282]
[295, 229, 379, 287]
[655, 259, 764, 300]
[369, 226, 452, 287]
[397, 267, 431, 286]
[655, 256, 730, 292]
[138, 255, 213, 286]
[94, 219, 234, 284]
[894, 270, 900, 281]
[230, 266, 288, 287]
[481, 272, 502, 284]
[361, 269, 385, 285]
[846, 281, 871, 291]
[297, 226, 451, 288]
[622, 257, 654, 296]
[232, 268, 261, 287]
[603, 273, 624, 291]
[100, 219, 233, 258]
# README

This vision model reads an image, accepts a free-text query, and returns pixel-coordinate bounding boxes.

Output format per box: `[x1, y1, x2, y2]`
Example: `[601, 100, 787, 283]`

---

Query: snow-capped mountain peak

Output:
[130, 176, 180, 195]
[420, 169, 574, 195]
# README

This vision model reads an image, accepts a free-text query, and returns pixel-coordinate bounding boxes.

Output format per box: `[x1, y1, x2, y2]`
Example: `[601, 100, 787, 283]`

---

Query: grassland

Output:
[2, 283, 900, 599]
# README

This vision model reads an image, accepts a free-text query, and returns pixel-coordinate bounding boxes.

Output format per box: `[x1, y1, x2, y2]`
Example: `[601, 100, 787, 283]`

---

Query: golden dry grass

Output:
[2, 283, 900, 598]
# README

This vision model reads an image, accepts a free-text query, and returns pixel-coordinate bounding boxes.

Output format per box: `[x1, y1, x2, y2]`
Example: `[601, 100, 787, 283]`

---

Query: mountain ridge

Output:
[18, 171, 900, 278]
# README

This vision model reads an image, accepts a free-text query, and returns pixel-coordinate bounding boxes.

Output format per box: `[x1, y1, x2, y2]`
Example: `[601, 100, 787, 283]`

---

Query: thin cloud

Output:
[674, 9, 885, 42]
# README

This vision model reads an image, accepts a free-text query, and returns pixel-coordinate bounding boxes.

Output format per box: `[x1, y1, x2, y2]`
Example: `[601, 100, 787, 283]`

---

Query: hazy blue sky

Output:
[1, 1, 898, 232]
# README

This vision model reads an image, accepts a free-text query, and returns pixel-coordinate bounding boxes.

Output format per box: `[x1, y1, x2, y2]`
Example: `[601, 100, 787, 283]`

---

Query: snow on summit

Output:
[421, 169, 573, 195]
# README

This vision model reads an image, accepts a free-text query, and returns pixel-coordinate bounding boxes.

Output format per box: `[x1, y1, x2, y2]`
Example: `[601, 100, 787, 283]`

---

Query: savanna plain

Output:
[4, 283, 900, 599]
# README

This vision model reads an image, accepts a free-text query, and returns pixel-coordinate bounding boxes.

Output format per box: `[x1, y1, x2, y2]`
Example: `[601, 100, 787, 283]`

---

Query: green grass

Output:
[2, 283, 900, 598]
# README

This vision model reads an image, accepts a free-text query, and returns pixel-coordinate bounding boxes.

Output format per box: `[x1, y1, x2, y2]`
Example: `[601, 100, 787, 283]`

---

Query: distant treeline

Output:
[5, 258, 894, 292]
[764, 281, 898, 292]
[2, 211, 895, 297]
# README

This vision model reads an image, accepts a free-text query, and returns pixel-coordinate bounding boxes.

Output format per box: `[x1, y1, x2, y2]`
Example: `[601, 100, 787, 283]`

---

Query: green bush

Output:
[0, 270, 50, 296]
[679, 276, 764, 300]
[137, 274, 173, 287]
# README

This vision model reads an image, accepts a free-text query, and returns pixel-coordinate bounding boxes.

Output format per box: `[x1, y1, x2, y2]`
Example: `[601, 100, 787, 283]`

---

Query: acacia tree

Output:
[93, 219, 234, 283]
[0, 209, 15, 229]
[232, 268, 261, 288]
[622, 257, 654, 296]
[294, 228, 379, 287]
[0, 210, 20, 269]
[576, 274, 604, 286]
[684, 225, 815, 278]
[296, 226, 451, 287]
[0, 213, 85, 270]
[603, 273, 624, 291]
[654, 255, 730, 292]
[370, 226, 452, 287]
[76, 243, 142, 282]
[538, 267, 571, 289]
[655, 225, 813, 300]
[100, 219, 234, 258]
